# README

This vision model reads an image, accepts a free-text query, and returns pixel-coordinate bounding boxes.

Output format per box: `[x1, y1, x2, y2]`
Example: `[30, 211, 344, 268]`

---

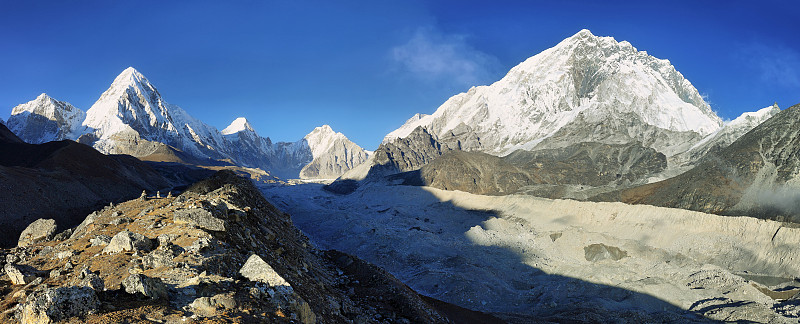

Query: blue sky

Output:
[1, 0, 799, 149]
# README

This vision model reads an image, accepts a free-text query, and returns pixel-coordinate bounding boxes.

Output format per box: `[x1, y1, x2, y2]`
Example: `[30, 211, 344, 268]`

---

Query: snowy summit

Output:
[384, 29, 723, 156]
[222, 117, 255, 135]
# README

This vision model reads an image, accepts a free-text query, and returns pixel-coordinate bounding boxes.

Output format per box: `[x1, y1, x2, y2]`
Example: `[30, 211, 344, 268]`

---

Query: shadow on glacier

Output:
[261, 180, 718, 323]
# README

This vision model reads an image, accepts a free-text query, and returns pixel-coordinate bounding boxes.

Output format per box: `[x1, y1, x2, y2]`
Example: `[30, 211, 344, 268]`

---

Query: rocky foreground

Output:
[0, 171, 495, 323]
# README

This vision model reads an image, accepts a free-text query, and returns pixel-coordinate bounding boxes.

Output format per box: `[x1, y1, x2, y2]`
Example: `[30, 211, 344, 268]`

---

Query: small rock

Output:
[187, 237, 211, 253]
[103, 230, 153, 254]
[79, 273, 105, 291]
[49, 268, 62, 279]
[52, 228, 74, 242]
[18, 286, 99, 323]
[188, 296, 217, 316]
[166, 191, 173, 199]
[139, 190, 147, 201]
[18, 219, 57, 247]
[89, 235, 112, 247]
[110, 217, 132, 225]
[55, 250, 74, 259]
[212, 293, 236, 309]
[174, 208, 226, 231]
[122, 274, 167, 299]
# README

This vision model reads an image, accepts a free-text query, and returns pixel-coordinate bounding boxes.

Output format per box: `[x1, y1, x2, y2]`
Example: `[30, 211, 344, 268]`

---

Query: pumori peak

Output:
[222, 117, 256, 135]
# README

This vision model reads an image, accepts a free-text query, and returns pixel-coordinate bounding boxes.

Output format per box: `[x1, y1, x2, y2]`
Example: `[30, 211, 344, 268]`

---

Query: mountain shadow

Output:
[263, 181, 787, 322]
[0, 122, 174, 247]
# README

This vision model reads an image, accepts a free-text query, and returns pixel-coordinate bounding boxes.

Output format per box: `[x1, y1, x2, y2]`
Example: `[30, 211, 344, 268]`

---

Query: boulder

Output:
[18, 219, 57, 247]
[188, 293, 237, 317]
[18, 286, 99, 324]
[122, 274, 167, 299]
[174, 208, 226, 231]
[239, 254, 291, 288]
[102, 230, 152, 254]
[5, 263, 34, 285]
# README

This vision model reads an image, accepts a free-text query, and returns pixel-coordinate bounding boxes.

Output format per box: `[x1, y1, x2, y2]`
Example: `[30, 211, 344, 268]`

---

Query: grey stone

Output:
[156, 234, 178, 247]
[174, 208, 226, 231]
[212, 294, 236, 309]
[239, 254, 291, 289]
[142, 249, 176, 269]
[110, 216, 132, 225]
[122, 274, 167, 299]
[102, 230, 153, 254]
[79, 273, 105, 291]
[52, 228, 73, 242]
[187, 237, 211, 253]
[18, 286, 99, 323]
[55, 250, 74, 259]
[89, 235, 112, 247]
[5, 263, 34, 285]
[18, 219, 57, 247]
[188, 296, 218, 317]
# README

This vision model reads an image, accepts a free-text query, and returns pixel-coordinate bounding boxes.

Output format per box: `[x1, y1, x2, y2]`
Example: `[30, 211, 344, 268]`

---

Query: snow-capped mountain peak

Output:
[725, 103, 780, 127]
[384, 29, 723, 156]
[82, 67, 227, 159]
[222, 117, 255, 135]
[7, 93, 85, 143]
[304, 125, 345, 158]
[299, 125, 370, 179]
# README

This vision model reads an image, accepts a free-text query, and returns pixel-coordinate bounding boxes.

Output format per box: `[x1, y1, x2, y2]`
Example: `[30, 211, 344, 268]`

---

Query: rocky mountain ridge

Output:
[0, 171, 496, 323]
[595, 102, 800, 220]
[6, 68, 368, 180]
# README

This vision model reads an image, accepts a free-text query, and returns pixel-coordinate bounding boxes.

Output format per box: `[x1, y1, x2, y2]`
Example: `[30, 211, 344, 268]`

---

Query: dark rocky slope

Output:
[0, 122, 172, 248]
[595, 102, 800, 221]
[379, 142, 666, 198]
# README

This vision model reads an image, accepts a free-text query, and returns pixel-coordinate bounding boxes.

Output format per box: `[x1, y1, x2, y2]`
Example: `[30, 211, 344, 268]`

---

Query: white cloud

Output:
[390, 27, 500, 87]
[739, 42, 800, 89]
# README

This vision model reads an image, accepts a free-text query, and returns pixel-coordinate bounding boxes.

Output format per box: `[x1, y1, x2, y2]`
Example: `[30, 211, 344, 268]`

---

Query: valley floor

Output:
[262, 182, 800, 323]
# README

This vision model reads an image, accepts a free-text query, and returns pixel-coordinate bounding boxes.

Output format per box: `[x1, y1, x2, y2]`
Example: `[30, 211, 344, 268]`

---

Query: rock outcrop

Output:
[17, 219, 57, 247]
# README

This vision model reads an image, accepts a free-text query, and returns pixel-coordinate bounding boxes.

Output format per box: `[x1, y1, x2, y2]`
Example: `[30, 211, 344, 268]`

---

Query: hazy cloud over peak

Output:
[390, 27, 500, 88]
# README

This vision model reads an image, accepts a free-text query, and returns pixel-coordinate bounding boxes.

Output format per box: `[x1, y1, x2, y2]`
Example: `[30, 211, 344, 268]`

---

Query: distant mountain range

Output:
[6, 68, 368, 179]
[5, 29, 793, 220]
